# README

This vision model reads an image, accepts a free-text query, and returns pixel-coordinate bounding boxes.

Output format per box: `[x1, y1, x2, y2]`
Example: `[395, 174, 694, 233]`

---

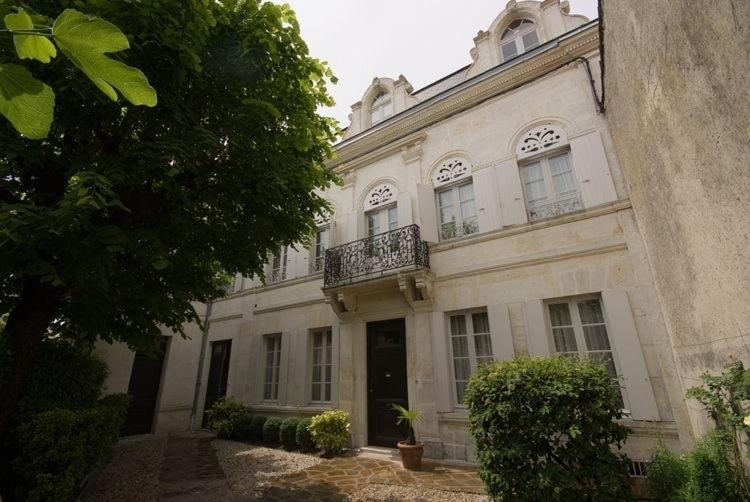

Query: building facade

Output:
[99, 0, 694, 463]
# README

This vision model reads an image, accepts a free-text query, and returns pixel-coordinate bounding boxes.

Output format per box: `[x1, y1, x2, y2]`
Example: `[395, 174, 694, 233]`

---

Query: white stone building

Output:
[99, 0, 693, 462]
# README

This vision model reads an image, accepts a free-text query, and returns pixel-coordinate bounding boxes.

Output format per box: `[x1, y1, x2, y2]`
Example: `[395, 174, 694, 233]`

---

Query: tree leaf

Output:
[4, 9, 58, 63]
[0, 63, 54, 139]
[52, 9, 157, 107]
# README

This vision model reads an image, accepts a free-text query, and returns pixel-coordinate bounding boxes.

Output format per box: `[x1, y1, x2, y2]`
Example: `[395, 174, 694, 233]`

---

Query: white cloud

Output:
[283, 0, 599, 127]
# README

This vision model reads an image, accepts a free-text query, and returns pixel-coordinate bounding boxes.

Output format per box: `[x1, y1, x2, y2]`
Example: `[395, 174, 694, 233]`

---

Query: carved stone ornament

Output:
[432, 158, 471, 187]
[516, 124, 567, 159]
[363, 183, 397, 211]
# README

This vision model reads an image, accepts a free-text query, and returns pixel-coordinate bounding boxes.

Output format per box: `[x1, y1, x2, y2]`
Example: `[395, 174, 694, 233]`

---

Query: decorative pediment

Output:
[363, 183, 397, 211]
[433, 158, 471, 187]
[516, 124, 567, 159]
[314, 208, 332, 226]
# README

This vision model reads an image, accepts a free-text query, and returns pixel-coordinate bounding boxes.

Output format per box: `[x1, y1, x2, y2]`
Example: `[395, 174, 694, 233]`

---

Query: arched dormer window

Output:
[500, 19, 539, 62]
[370, 91, 393, 126]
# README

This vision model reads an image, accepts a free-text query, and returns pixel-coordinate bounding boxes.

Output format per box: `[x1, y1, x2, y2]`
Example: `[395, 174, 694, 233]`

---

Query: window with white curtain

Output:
[270, 246, 288, 283]
[367, 204, 399, 256]
[313, 226, 329, 272]
[449, 310, 494, 404]
[520, 151, 583, 221]
[436, 181, 479, 241]
[370, 91, 393, 126]
[547, 296, 627, 410]
[500, 19, 539, 61]
[310, 328, 333, 402]
[263, 334, 282, 401]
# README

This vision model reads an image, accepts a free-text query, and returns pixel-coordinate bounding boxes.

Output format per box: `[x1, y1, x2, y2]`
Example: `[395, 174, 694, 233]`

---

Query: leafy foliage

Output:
[309, 410, 350, 455]
[465, 356, 632, 501]
[280, 417, 300, 450]
[206, 396, 248, 440]
[295, 417, 316, 452]
[249, 416, 268, 442]
[647, 442, 690, 502]
[10, 393, 130, 502]
[391, 403, 422, 445]
[262, 417, 283, 445]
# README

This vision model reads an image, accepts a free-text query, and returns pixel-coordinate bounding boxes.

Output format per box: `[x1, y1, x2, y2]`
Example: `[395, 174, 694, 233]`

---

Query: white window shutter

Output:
[569, 130, 617, 208]
[430, 311, 453, 412]
[278, 332, 291, 404]
[397, 191, 413, 226]
[347, 209, 362, 242]
[601, 289, 660, 421]
[487, 304, 515, 360]
[524, 299, 551, 356]
[495, 158, 528, 227]
[330, 325, 340, 406]
[472, 167, 501, 234]
[292, 245, 309, 278]
[416, 183, 439, 243]
[284, 247, 298, 281]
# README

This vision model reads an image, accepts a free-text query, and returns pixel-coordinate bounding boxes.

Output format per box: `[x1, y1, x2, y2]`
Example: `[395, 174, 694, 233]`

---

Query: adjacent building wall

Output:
[601, 0, 750, 436]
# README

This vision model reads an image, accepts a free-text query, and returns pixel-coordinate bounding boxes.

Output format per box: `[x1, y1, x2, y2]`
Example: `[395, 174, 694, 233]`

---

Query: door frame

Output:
[366, 318, 409, 447]
[202, 339, 233, 427]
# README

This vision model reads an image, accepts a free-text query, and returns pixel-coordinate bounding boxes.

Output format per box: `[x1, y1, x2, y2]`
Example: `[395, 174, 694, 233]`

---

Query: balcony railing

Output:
[528, 192, 584, 221]
[324, 224, 430, 288]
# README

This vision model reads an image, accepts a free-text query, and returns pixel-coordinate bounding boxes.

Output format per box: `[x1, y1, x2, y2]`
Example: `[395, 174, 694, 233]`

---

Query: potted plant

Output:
[392, 404, 424, 470]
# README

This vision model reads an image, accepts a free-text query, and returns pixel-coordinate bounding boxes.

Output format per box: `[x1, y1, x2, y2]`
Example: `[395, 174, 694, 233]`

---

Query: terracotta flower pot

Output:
[397, 440, 424, 470]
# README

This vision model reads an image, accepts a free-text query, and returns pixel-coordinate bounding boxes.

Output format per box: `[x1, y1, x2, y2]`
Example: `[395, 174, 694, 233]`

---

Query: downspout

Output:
[576, 56, 605, 115]
[190, 300, 212, 429]
[597, 0, 606, 111]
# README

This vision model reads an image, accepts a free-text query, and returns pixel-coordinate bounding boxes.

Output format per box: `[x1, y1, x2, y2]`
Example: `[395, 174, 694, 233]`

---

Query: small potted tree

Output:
[392, 404, 424, 470]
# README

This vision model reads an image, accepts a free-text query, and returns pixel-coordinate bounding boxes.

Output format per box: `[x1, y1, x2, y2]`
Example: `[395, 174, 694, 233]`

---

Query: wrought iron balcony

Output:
[323, 224, 430, 288]
[528, 192, 584, 221]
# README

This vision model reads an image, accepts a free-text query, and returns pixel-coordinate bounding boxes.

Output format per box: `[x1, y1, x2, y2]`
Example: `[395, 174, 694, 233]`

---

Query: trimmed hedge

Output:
[295, 418, 315, 452]
[249, 416, 268, 441]
[309, 410, 350, 455]
[263, 417, 283, 444]
[11, 394, 130, 502]
[280, 418, 300, 450]
[206, 397, 249, 439]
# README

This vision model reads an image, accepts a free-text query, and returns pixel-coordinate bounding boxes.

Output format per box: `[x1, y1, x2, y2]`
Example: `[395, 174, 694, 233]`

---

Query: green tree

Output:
[0, 0, 338, 452]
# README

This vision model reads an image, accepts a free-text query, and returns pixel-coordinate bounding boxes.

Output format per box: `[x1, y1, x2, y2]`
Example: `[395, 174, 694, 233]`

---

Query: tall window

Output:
[500, 19, 539, 61]
[313, 226, 329, 272]
[437, 181, 478, 241]
[311, 328, 333, 402]
[449, 310, 493, 403]
[370, 91, 393, 126]
[520, 151, 582, 221]
[263, 334, 282, 401]
[367, 205, 398, 237]
[270, 246, 288, 283]
[547, 297, 626, 408]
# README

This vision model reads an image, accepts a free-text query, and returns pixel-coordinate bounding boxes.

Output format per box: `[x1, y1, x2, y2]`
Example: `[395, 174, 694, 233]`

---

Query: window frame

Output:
[370, 91, 393, 126]
[311, 225, 329, 274]
[446, 308, 494, 406]
[435, 178, 479, 242]
[269, 245, 288, 283]
[262, 333, 282, 402]
[499, 19, 540, 62]
[309, 327, 333, 404]
[544, 294, 631, 414]
[519, 149, 582, 221]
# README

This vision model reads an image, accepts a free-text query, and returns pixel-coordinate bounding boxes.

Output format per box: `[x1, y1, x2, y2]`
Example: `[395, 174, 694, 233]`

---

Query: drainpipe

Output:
[576, 56, 605, 115]
[190, 300, 212, 429]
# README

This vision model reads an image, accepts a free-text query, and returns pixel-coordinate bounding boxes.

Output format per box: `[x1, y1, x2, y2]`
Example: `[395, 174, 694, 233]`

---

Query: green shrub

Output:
[233, 413, 254, 440]
[11, 394, 130, 502]
[280, 418, 300, 450]
[249, 415, 267, 441]
[465, 356, 631, 501]
[309, 410, 350, 455]
[296, 417, 316, 452]
[647, 442, 690, 501]
[206, 397, 248, 439]
[263, 417, 283, 444]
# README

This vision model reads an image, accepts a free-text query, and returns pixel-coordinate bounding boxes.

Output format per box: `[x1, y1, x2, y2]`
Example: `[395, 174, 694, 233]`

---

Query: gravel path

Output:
[84, 435, 167, 502]
[212, 439, 323, 496]
[350, 483, 488, 502]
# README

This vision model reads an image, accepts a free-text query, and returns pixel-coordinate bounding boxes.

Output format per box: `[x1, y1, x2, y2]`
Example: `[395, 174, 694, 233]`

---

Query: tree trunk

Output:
[0, 278, 62, 443]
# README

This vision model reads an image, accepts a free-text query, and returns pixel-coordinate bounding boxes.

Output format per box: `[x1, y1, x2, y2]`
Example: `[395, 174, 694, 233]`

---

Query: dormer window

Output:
[500, 19, 539, 61]
[370, 91, 393, 126]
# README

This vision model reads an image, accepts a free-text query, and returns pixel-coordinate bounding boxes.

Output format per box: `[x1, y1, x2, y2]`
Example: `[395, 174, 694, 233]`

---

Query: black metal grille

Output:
[323, 224, 429, 288]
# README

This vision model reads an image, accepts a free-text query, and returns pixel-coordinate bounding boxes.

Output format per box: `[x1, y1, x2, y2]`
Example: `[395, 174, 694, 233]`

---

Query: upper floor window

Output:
[370, 91, 393, 126]
[313, 226, 329, 273]
[263, 334, 282, 401]
[500, 19, 539, 61]
[547, 296, 626, 409]
[520, 151, 582, 221]
[270, 246, 288, 283]
[367, 205, 398, 237]
[437, 181, 478, 241]
[448, 310, 494, 404]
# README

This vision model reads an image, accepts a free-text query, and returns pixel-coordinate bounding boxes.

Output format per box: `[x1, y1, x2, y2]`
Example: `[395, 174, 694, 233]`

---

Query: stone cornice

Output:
[327, 21, 599, 174]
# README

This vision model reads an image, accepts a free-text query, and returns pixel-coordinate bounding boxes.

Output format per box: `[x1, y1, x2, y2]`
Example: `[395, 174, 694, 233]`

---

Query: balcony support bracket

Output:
[398, 270, 434, 312]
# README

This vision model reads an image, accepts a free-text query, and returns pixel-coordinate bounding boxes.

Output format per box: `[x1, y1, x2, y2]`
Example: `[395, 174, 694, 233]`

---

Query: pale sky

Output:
[283, 1, 599, 127]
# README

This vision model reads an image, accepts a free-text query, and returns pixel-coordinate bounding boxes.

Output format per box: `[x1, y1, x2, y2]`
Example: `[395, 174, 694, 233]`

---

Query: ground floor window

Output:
[311, 328, 333, 402]
[448, 310, 493, 404]
[264, 334, 282, 400]
[547, 296, 626, 408]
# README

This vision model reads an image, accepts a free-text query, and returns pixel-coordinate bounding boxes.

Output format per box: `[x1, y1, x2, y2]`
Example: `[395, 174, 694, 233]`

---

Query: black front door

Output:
[202, 339, 232, 427]
[122, 339, 167, 436]
[367, 319, 408, 447]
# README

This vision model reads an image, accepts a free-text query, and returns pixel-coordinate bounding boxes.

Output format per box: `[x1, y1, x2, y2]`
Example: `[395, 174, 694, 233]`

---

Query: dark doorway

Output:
[367, 318, 409, 447]
[202, 339, 232, 427]
[122, 339, 168, 436]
